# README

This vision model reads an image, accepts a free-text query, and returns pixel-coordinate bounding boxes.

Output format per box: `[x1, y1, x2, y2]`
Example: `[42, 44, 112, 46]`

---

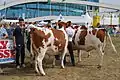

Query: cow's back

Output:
[51, 28, 67, 52]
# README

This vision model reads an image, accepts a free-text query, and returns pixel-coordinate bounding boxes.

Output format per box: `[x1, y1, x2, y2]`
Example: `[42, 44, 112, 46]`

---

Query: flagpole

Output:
[50, 1, 51, 16]
[38, 1, 39, 17]
[65, 1, 66, 16]
[62, 0, 66, 16]
[86, 5, 87, 13]
[48, 0, 51, 16]
[110, 13, 112, 25]
[4, 0, 6, 19]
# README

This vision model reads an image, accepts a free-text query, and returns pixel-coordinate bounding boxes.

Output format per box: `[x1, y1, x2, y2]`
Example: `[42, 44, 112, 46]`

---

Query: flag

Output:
[57, 14, 64, 21]
[101, 14, 105, 19]
[94, 9, 99, 16]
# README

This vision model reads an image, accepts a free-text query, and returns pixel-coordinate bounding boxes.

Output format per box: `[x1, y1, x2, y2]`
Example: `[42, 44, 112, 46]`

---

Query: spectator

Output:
[4, 23, 14, 39]
[0, 23, 8, 39]
[13, 18, 26, 69]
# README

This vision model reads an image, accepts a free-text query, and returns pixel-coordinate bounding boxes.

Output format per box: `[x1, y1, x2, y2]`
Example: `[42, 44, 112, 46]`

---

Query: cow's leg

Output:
[87, 52, 90, 58]
[61, 48, 67, 69]
[114, 30, 117, 37]
[52, 56, 56, 68]
[37, 48, 46, 76]
[97, 46, 104, 68]
[30, 39, 33, 67]
[35, 56, 39, 74]
[102, 35, 106, 53]
[0, 68, 3, 73]
[30, 54, 35, 67]
[78, 50, 82, 62]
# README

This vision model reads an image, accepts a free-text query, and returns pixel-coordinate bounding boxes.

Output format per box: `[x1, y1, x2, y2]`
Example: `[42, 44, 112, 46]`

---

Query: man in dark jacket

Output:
[13, 18, 25, 69]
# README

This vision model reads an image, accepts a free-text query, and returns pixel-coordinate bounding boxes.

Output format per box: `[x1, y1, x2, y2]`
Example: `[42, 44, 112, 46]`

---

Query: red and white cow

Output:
[28, 24, 68, 75]
[73, 26, 117, 68]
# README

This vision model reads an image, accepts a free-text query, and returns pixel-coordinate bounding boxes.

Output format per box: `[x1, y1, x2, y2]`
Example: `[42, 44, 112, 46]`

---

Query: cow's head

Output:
[27, 24, 46, 38]
[80, 25, 87, 30]
[28, 24, 52, 48]
[73, 25, 79, 29]
[55, 21, 67, 29]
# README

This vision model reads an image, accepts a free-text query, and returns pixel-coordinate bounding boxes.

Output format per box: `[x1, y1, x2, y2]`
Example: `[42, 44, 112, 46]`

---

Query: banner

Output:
[0, 39, 15, 64]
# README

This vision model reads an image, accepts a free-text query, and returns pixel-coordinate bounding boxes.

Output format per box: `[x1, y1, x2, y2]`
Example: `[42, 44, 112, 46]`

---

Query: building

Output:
[0, 0, 99, 19]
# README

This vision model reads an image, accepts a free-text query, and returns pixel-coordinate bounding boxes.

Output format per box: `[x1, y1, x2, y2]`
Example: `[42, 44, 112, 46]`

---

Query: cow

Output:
[28, 24, 68, 76]
[73, 25, 117, 68]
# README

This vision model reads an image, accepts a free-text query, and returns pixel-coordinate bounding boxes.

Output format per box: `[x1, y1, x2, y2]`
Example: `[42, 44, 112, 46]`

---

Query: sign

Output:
[93, 16, 100, 27]
[0, 39, 15, 64]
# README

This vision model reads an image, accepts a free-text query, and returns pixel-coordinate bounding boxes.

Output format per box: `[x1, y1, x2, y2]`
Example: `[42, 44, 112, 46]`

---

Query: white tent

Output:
[84, 12, 93, 26]
[51, 14, 65, 23]
[56, 14, 65, 21]
[51, 13, 92, 26]
[100, 13, 119, 25]
[0, 19, 19, 23]
[71, 12, 92, 26]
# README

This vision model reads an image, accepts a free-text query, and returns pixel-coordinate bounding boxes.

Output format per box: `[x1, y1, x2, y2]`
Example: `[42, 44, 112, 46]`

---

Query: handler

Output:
[13, 18, 26, 69]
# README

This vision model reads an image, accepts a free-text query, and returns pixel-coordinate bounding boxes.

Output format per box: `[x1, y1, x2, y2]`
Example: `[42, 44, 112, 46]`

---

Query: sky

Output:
[100, 0, 120, 5]
[0, 0, 120, 6]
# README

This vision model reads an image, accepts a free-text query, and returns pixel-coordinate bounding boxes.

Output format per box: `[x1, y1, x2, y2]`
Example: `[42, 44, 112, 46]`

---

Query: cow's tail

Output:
[106, 31, 117, 54]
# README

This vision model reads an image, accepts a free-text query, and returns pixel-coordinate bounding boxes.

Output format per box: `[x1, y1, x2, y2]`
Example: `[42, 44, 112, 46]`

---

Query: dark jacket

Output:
[13, 26, 25, 45]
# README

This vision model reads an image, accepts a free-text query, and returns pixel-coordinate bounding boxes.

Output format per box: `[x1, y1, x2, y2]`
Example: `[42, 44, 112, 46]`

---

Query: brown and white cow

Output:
[28, 24, 68, 75]
[73, 26, 117, 68]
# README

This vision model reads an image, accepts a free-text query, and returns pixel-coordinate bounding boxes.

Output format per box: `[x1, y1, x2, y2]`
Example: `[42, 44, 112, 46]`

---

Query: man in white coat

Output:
[65, 21, 75, 66]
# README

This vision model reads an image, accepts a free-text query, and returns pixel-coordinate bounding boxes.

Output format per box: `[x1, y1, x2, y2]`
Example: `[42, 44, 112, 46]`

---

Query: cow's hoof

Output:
[97, 65, 102, 69]
[61, 66, 65, 69]
[35, 71, 37, 74]
[77, 60, 81, 63]
[0, 69, 3, 73]
[30, 64, 33, 68]
[41, 73, 46, 76]
[87, 55, 90, 58]
[52, 65, 55, 68]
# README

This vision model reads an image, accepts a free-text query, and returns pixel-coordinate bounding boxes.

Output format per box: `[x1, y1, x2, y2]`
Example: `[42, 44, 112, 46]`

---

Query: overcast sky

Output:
[100, 0, 120, 5]
[0, 0, 120, 5]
